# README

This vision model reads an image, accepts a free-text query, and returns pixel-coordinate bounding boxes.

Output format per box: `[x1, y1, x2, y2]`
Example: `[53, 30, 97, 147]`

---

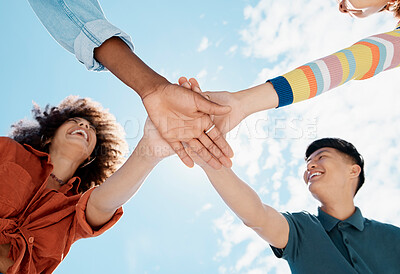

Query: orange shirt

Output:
[0, 137, 123, 273]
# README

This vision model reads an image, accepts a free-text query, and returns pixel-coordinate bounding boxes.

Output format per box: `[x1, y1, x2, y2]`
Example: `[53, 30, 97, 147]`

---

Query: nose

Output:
[306, 160, 317, 171]
[78, 121, 90, 129]
[338, 0, 348, 13]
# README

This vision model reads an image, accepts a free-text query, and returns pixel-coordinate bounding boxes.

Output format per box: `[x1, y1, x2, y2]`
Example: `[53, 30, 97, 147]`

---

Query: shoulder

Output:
[0, 137, 23, 155]
[365, 218, 400, 234]
[282, 210, 324, 234]
[283, 210, 319, 224]
[0, 136, 18, 146]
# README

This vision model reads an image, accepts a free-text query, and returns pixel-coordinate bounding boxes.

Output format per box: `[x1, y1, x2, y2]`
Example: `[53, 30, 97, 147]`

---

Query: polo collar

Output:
[317, 207, 365, 232]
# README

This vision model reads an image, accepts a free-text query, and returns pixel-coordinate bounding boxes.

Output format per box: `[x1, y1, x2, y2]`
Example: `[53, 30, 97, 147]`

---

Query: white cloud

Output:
[226, 45, 238, 55]
[195, 203, 213, 216]
[196, 69, 208, 79]
[198, 37, 211, 52]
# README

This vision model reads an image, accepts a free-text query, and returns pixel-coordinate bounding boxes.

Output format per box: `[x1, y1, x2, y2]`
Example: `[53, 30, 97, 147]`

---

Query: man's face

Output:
[303, 147, 354, 200]
[338, 0, 390, 17]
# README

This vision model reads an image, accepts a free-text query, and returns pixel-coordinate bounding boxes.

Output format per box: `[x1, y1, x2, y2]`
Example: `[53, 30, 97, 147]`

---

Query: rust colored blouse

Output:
[0, 137, 123, 273]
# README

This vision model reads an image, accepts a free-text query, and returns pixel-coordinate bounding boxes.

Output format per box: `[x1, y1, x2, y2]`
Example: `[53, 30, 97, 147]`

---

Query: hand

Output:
[142, 82, 234, 169]
[94, 38, 233, 169]
[178, 78, 247, 135]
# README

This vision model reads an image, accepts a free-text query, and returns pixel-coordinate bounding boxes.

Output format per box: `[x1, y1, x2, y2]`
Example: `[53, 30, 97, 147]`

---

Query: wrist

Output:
[237, 82, 278, 116]
[133, 139, 163, 166]
[139, 75, 170, 101]
[94, 37, 170, 100]
[203, 165, 232, 177]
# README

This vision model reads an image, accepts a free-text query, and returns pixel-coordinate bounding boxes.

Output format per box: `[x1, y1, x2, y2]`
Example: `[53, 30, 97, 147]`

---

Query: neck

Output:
[49, 152, 81, 182]
[320, 200, 356, 220]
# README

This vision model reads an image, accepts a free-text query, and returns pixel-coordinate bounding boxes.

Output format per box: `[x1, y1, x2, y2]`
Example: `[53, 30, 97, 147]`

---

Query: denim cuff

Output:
[74, 19, 134, 71]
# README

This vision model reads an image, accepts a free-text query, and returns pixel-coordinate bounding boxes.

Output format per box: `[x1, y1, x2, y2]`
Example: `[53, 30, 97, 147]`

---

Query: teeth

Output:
[309, 172, 322, 179]
[71, 129, 88, 141]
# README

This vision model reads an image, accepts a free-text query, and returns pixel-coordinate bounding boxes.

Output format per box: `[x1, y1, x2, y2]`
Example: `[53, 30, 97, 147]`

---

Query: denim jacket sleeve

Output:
[27, 0, 134, 71]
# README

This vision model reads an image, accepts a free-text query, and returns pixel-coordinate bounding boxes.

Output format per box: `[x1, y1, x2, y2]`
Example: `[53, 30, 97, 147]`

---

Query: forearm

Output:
[203, 166, 267, 227]
[269, 27, 400, 108]
[86, 139, 159, 226]
[235, 82, 279, 116]
[94, 37, 169, 99]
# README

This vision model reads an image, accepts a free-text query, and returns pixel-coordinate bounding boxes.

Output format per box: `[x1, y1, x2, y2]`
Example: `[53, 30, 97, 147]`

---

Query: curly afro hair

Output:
[10, 96, 128, 193]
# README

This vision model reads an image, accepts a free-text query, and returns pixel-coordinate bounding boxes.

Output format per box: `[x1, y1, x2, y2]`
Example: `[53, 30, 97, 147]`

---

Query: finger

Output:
[189, 78, 202, 93]
[205, 123, 234, 158]
[194, 93, 231, 115]
[203, 91, 211, 100]
[181, 81, 191, 89]
[178, 77, 188, 85]
[169, 140, 194, 168]
[189, 78, 200, 88]
[187, 138, 222, 169]
[198, 132, 232, 168]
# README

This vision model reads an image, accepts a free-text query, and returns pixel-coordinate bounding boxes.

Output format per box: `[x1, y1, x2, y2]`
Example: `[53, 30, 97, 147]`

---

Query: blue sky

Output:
[1, 1, 400, 273]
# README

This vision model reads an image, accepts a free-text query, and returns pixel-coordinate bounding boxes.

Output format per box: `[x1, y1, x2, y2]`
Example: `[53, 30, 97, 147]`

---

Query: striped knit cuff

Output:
[267, 76, 294, 108]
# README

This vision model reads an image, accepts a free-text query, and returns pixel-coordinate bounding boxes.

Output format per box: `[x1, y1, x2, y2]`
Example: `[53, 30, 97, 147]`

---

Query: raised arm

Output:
[85, 118, 174, 228]
[28, 0, 233, 169]
[269, 24, 400, 107]
[195, 24, 400, 134]
[196, 159, 289, 249]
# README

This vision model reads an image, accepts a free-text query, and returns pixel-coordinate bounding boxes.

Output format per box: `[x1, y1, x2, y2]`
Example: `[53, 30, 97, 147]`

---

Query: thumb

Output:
[194, 93, 231, 115]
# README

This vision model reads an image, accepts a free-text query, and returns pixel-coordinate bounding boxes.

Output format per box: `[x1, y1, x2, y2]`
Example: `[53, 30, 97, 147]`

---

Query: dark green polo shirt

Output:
[271, 207, 400, 274]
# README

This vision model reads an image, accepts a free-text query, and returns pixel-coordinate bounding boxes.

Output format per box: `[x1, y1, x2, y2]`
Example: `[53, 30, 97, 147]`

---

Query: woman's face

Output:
[49, 117, 97, 164]
[338, 0, 391, 17]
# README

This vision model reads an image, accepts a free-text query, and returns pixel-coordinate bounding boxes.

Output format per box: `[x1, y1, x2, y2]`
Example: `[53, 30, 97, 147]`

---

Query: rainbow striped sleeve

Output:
[269, 24, 400, 108]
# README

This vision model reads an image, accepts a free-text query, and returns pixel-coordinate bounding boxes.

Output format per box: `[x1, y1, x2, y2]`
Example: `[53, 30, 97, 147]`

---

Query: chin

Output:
[64, 140, 92, 159]
[308, 182, 322, 196]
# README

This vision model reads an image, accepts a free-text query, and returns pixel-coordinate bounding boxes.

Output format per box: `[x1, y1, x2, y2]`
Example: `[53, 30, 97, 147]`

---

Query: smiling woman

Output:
[11, 96, 127, 192]
[0, 96, 175, 273]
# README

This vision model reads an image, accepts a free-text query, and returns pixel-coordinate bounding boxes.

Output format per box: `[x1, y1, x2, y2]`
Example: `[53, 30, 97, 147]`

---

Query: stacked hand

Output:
[177, 78, 247, 134]
[176, 77, 248, 168]
[142, 81, 234, 169]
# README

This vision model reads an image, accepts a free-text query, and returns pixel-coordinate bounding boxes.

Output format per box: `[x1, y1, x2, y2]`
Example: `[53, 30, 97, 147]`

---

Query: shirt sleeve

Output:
[73, 187, 123, 241]
[269, 25, 400, 108]
[270, 211, 321, 262]
[27, 0, 134, 71]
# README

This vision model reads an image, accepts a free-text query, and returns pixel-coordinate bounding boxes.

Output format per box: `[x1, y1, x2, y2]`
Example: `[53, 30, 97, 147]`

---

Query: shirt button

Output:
[345, 238, 349, 244]
[352, 257, 357, 264]
[28, 237, 34, 244]
[338, 223, 343, 228]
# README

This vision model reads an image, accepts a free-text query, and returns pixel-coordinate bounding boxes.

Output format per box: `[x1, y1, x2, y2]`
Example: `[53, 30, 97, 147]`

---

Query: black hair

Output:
[305, 138, 365, 195]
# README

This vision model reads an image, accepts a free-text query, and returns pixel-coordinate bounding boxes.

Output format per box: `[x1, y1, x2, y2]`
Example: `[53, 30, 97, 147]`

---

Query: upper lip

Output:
[69, 128, 89, 142]
[308, 171, 323, 182]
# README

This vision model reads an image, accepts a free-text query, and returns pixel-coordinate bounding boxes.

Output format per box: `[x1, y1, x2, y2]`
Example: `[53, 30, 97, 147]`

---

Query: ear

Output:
[349, 164, 361, 179]
[303, 170, 308, 185]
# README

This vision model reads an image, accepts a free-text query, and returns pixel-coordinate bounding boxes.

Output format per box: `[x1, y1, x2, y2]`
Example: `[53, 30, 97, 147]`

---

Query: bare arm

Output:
[85, 138, 158, 227]
[94, 37, 233, 169]
[178, 79, 288, 248]
[202, 165, 289, 249]
[85, 119, 174, 228]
